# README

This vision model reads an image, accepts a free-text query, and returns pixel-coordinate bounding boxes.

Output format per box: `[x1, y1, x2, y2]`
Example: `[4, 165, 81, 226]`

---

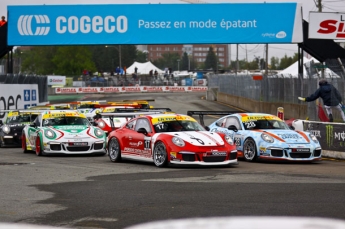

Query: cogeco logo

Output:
[317, 16, 345, 38]
[17, 15, 50, 36]
[56, 15, 128, 34]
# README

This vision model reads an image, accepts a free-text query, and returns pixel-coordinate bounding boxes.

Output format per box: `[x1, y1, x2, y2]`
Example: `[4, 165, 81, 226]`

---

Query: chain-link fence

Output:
[207, 59, 345, 121]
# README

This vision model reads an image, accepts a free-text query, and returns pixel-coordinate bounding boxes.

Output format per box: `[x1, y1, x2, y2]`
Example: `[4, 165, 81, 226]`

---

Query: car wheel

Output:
[243, 138, 257, 162]
[0, 136, 4, 148]
[22, 134, 30, 153]
[35, 136, 43, 156]
[108, 137, 121, 162]
[153, 142, 168, 167]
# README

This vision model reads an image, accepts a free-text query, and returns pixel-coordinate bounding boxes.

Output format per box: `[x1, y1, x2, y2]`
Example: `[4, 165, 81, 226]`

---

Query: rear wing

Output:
[187, 111, 240, 126]
[113, 108, 172, 112]
[98, 112, 160, 130]
[122, 99, 155, 102]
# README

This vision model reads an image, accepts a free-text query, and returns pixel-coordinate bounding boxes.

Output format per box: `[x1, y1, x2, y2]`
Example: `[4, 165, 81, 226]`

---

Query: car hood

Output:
[263, 130, 310, 144]
[51, 125, 89, 134]
[164, 131, 224, 146]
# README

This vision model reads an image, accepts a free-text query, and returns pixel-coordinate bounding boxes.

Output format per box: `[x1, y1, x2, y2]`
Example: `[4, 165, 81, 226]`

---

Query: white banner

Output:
[309, 12, 345, 39]
[0, 84, 39, 120]
[48, 75, 66, 86]
[55, 86, 208, 94]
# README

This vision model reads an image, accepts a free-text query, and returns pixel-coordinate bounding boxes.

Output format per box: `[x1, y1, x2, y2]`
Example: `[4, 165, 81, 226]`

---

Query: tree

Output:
[152, 52, 181, 71]
[204, 46, 217, 70]
[270, 57, 279, 70]
[21, 46, 58, 74]
[136, 50, 148, 63]
[181, 52, 189, 71]
[52, 46, 96, 75]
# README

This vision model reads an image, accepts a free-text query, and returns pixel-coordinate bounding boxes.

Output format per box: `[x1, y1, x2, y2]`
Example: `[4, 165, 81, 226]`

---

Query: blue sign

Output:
[23, 90, 30, 101]
[7, 3, 303, 45]
[31, 90, 37, 101]
[24, 104, 31, 109]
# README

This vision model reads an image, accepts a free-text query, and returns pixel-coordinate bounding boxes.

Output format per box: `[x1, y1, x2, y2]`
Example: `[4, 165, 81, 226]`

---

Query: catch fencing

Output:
[207, 60, 345, 121]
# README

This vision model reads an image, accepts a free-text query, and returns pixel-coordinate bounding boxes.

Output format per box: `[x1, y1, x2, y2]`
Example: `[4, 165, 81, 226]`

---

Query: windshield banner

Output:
[8, 3, 303, 45]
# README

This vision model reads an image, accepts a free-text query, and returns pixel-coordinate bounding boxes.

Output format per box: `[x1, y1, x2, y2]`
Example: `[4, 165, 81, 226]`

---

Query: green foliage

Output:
[181, 52, 189, 70]
[21, 46, 58, 74]
[136, 50, 148, 63]
[270, 57, 279, 70]
[204, 46, 218, 70]
[152, 52, 181, 71]
[52, 46, 96, 75]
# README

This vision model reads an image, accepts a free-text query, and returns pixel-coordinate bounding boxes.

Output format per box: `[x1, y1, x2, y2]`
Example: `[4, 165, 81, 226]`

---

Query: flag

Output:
[318, 104, 329, 122]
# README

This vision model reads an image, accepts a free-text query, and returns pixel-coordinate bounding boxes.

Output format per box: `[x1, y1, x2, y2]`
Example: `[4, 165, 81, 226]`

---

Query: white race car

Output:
[22, 110, 106, 156]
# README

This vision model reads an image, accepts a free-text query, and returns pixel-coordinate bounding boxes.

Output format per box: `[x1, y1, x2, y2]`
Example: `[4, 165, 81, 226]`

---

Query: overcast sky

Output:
[3, 0, 345, 61]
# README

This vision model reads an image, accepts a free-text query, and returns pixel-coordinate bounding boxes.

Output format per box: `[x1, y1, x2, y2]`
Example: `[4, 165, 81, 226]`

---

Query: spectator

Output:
[135, 66, 138, 74]
[115, 66, 120, 75]
[149, 69, 153, 78]
[124, 66, 127, 76]
[298, 79, 345, 122]
[154, 70, 158, 80]
[0, 16, 6, 27]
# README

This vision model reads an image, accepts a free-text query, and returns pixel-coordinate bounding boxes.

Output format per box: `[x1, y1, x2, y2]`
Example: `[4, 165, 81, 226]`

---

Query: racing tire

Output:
[0, 136, 4, 148]
[243, 138, 257, 162]
[35, 136, 44, 156]
[22, 134, 30, 153]
[153, 142, 168, 167]
[108, 137, 121, 162]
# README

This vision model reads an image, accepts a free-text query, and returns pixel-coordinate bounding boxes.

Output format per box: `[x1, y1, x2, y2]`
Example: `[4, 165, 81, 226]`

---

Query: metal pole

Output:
[119, 45, 122, 68]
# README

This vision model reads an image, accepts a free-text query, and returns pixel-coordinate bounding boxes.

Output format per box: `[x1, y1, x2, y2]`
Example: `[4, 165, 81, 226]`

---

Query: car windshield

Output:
[243, 119, 290, 130]
[154, 120, 205, 133]
[6, 114, 37, 124]
[43, 117, 90, 126]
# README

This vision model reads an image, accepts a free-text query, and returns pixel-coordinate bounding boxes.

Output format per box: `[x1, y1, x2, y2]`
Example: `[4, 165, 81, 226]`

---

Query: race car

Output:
[107, 113, 238, 167]
[22, 110, 106, 156]
[0, 110, 40, 147]
[122, 99, 155, 108]
[203, 112, 322, 162]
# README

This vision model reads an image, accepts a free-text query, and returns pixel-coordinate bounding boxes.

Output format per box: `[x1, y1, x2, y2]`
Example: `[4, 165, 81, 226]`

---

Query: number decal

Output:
[245, 122, 256, 129]
[144, 140, 151, 150]
[234, 137, 241, 146]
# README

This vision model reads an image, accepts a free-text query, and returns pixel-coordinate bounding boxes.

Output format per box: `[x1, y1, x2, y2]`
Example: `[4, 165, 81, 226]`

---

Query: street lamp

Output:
[177, 59, 180, 71]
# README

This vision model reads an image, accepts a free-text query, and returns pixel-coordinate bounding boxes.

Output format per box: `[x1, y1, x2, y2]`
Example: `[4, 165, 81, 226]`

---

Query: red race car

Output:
[106, 113, 238, 167]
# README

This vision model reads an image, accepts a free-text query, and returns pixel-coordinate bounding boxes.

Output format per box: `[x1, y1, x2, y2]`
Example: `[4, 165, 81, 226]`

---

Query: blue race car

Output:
[202, 112, 322, 162]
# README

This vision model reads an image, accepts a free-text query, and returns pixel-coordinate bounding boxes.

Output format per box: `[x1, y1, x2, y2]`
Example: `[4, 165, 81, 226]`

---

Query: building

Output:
[144, 44, 229, 68]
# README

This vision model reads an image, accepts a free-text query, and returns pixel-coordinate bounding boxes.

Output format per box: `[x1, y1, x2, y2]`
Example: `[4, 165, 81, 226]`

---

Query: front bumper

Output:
[42, 140, 106, 154]
[258, 146, 322, 161]
[169, 150, 238, 166]
[0, 134, 22, 147]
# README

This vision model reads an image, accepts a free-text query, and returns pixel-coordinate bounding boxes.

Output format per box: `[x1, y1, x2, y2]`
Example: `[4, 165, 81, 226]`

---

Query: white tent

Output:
[278, 57, 341, 78]
[126, 61, 164, 75]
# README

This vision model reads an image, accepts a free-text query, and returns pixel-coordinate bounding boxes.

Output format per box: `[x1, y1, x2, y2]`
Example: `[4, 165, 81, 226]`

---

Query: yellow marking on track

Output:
[216, 101, 247, 112]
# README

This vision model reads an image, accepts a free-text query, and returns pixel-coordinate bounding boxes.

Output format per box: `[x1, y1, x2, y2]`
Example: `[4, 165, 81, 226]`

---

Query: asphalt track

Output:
[0, 92, 345, 229]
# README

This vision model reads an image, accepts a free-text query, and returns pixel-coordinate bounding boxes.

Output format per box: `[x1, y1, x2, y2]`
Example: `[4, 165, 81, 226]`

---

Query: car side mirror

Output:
[289, 126, 295, 130]
[137, 128, 148, 135]
[204, 126, 210, 131]
[227, 125, 238, 132]
[30, 123, 37, 128]
[92, 122, 98, 126]
[0, 120, 3, 126]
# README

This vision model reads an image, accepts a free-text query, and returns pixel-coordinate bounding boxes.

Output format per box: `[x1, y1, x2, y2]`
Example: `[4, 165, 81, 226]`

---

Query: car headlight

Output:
[2, 125, 10, 134]
[98, 121, 105, 128]
[309, 134, 319, 143]
[261, 133, 274, 143]
[94, 128, 104, 137]
[224, 135, 234, 145]
[172, 136, 185, 147]
[45, 129, 56, 139]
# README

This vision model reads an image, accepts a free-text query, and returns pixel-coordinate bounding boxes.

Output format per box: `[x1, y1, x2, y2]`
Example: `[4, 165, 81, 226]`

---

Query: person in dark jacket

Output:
[298, 79, 345, 122]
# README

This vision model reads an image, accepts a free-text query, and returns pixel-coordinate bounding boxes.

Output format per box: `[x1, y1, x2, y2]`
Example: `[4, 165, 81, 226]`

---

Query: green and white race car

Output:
[22, 110, 106, 156]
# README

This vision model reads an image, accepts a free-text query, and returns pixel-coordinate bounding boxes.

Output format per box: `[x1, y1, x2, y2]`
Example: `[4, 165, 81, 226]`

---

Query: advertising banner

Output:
[0, 84, 39, 120]
[309, 12, 345, 39]
[47, 75, 66, 86]
[8, 3, 303, 45]
[303, 121, 345, 151]
[55, 86, 208, 94]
